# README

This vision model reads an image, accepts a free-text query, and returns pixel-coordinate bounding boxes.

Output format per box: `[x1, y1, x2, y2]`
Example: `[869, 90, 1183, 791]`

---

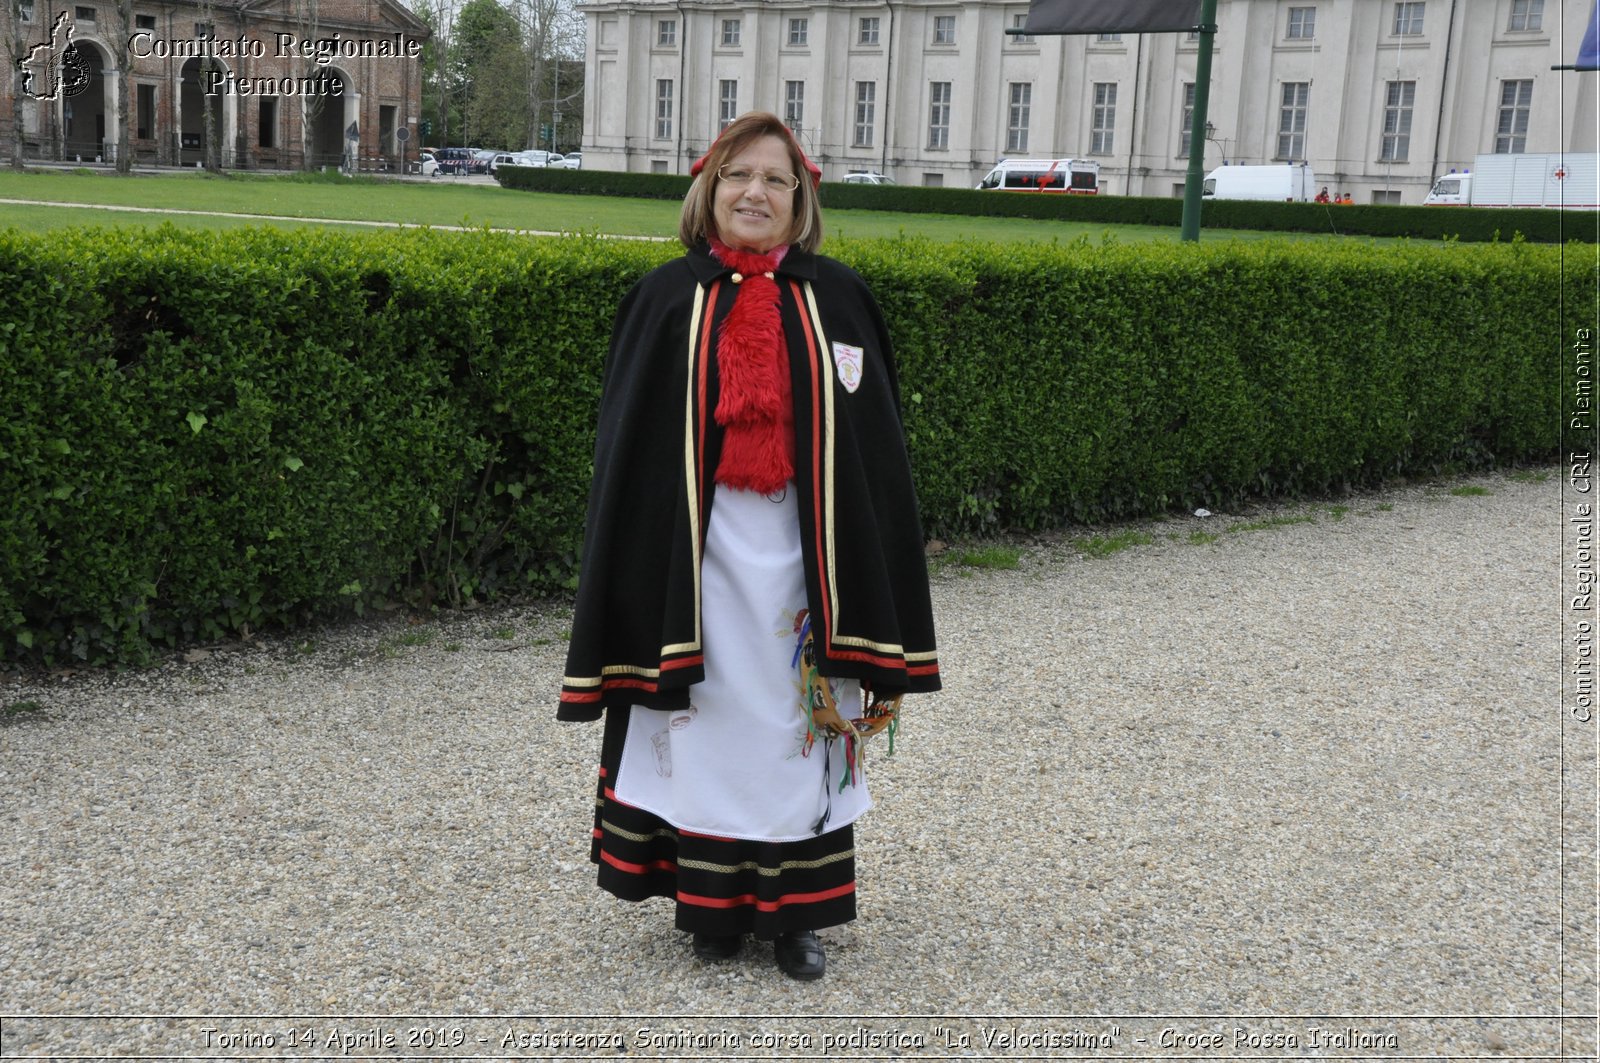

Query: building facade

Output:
[2, 0, 429, 169]
[579, 0, 1598, 203]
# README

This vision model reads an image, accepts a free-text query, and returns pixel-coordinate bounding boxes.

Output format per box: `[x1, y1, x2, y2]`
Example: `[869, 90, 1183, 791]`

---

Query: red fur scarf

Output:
[708, 237, 795, 494]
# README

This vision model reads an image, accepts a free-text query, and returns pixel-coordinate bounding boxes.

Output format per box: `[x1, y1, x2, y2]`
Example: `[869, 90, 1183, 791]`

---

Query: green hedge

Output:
[0, 225, 1581, 666]
[869, 236, 1578, 527]
[496, 165, 694, 201]
[496, 164, 1599, 244]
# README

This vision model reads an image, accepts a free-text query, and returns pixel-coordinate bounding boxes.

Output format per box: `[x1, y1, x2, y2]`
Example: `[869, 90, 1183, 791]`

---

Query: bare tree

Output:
[292, 0, 322, 168]
[111, 0, 131, 171]
[196, 0, 220, 170]
[418, 0, 455, 147]
[505, 0, 580, 151]
[401, 0, 581, 153]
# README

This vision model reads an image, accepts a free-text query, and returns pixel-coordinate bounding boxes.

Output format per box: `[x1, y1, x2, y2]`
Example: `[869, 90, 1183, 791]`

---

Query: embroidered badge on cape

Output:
[832, 342, 864, 394]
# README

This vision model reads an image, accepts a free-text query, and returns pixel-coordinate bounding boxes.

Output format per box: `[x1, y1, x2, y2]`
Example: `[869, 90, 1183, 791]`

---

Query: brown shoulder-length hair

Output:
[678, 111, 823, 253]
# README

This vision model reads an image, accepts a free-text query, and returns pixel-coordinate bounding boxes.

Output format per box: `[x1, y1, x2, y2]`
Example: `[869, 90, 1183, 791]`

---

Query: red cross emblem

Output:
[1554, 167, 1568, 181]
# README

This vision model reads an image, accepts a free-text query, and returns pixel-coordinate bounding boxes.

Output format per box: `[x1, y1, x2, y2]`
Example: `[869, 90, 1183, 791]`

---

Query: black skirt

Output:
[588, 707, 858, 940]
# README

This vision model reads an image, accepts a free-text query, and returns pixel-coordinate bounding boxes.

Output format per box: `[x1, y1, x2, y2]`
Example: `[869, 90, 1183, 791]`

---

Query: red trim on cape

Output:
[696, 282, 718, 539]
[791, 279, 835, 656]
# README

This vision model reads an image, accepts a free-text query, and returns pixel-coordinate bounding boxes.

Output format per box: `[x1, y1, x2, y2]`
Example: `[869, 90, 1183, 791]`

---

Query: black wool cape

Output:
[558, 243, 941, 721]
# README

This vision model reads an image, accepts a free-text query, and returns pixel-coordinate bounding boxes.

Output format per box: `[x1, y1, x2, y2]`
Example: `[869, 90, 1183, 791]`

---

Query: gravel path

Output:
[1, 467, 1593, 1061]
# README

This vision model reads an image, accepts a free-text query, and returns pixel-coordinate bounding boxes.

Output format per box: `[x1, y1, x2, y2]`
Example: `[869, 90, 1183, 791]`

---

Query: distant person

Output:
[1315, 186, 1331, 204]
[1341, 193, 1354, 205]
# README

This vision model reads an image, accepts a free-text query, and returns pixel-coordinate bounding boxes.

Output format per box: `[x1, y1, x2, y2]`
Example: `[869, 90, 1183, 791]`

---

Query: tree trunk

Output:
[8, 0, 29, 169]
[114, 0, 131, 171]
[9, 81, 23, 170]
[296, 0, 322, 169]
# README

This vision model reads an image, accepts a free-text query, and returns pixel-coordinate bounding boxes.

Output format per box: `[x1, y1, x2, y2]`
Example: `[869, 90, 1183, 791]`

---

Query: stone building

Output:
[2, 0, 429, 169]
[578, 0, 1598, 204]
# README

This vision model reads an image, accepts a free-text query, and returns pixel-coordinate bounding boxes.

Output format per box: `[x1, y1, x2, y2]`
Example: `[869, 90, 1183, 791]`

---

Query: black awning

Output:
[1015, 0, 1202, 35]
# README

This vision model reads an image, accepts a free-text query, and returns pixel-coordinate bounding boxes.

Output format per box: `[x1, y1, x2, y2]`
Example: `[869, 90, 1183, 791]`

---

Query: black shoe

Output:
[774, 930, 826, 980]
[692, 932, 742, 961]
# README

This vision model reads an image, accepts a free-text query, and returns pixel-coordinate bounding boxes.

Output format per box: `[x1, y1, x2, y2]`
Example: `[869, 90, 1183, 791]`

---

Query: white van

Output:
[1424, 172, 1471, 206]
[1202, 163, 1316, 202]
[977, 158, 1100, 194]
[1424, 153, 1600, 209]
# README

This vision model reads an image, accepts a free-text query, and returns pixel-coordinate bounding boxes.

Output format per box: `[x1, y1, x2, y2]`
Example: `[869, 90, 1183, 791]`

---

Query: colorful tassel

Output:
[793, 616, 902, 792]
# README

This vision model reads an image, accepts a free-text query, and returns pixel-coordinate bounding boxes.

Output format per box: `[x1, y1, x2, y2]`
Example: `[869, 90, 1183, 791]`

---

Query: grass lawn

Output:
[0, 168, 1393, 245]
[0, 201, 393, 235]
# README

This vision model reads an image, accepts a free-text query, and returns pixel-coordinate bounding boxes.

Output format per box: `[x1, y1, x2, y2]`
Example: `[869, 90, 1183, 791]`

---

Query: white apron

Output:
[614, 483, 872, 842]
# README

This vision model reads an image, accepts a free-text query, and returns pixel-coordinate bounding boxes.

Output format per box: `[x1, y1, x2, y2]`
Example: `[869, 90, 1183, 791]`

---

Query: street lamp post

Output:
[1204, 121, 1231, 165]
[1177, 0, 1218, 242]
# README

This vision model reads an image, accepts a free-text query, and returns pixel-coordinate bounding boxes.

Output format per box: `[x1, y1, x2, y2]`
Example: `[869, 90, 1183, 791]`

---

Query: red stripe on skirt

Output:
[600, 848, 678, 876]
[677, 880, 856, 911]
[589, 685, 858, 935]
[602, 786, 640, 807]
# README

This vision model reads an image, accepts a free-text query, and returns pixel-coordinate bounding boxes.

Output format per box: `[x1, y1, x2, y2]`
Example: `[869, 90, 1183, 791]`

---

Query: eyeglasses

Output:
[716, 164, 800, 192]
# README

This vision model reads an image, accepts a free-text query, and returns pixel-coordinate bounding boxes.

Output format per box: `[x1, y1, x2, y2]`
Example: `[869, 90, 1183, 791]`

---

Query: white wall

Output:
[580, 0, 1600, 203]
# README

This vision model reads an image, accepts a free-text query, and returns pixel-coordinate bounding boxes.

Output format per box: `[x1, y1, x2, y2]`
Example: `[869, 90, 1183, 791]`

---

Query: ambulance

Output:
[976, 158, 1100, 193]
[1424, 153, 1599, 209]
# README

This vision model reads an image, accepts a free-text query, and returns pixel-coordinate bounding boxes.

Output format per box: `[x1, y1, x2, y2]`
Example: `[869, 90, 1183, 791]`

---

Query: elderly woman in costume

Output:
[558, 111, 940, 980]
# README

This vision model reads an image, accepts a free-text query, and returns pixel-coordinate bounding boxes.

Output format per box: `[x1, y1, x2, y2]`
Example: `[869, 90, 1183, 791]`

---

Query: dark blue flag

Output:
[1577, 0, 1600, 70]
[1018, 0, 1202, 35]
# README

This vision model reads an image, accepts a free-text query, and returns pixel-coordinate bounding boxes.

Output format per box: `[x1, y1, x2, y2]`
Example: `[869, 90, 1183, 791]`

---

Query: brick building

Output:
[3, 0, 429, 169]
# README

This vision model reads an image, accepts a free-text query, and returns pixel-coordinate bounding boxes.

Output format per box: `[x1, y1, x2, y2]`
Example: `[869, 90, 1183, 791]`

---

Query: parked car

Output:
[471, 148, 497, 174]
[435, 147, 475, 175]
[558, 151, 582, 169]
[417, 151, 440, 177]
[514, 150, 557, 168]
[489, 152, 520, 174]
[841, 170, 893, 185]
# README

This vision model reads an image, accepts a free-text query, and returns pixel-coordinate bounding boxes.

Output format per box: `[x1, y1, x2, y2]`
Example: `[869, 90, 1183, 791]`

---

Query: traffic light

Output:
[420, 119, 432, 140]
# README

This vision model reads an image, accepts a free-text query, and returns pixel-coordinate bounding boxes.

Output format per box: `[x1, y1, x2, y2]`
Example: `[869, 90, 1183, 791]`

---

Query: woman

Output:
[558, 111, 940, 980]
